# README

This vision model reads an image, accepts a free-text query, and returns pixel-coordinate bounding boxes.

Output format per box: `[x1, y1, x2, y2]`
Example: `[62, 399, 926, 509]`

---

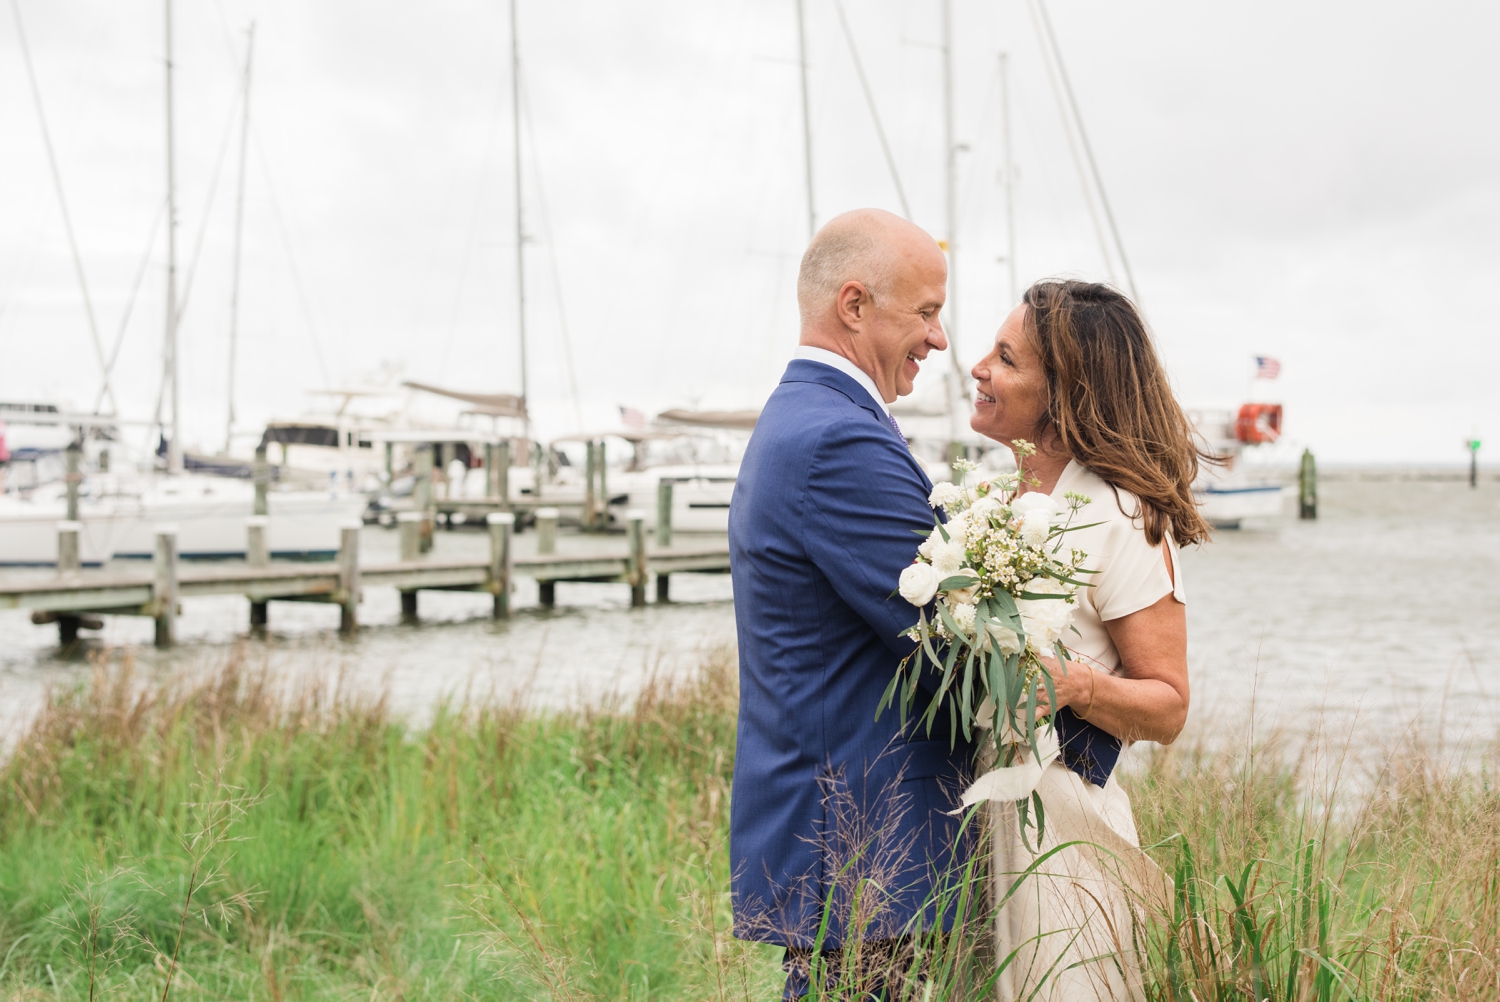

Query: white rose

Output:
[1010, 491, 1058, 519]
[929, 535, 967, 577]
[969, 496, 1002, 522]
[898, 562, 940, 606]
[917, 525, 944, 560]
[943, 568, 980, 606]
[951, 601, 977, 636]
[1020, 509, 1051, 547]
[986, 620, 1024, 655]
[928, 482, 963, 510]
[1017, 579, 1074, 651]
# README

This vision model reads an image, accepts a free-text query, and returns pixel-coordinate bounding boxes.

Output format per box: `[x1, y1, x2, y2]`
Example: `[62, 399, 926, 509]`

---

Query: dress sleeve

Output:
[1089, 500, 1185, 622]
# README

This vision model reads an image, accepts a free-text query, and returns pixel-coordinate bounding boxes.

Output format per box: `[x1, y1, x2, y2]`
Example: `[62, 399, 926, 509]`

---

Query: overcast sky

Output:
[2, 0, 1496, 462]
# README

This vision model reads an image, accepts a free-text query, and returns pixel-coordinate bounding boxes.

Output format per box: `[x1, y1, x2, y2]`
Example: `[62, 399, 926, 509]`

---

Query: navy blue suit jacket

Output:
[729, 360, 973, 949]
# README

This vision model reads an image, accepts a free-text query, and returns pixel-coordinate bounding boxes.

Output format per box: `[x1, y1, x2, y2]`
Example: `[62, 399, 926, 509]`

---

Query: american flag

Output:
[619, 405, 647, 429]
[1254, 356, 1282, 380]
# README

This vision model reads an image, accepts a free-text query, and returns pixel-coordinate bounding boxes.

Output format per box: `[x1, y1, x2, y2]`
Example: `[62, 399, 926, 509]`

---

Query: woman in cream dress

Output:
[968, 280, 1211, 1001]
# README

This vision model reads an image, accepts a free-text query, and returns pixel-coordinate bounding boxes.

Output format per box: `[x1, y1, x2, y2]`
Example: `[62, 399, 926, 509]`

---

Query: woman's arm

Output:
[1031, 549, 1191, 745]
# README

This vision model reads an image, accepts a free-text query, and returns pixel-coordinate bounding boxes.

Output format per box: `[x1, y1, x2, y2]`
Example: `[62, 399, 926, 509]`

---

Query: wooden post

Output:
[487, 511, 514, 619]
[536, 506, 558, 607]
[414, 444, 434, 553]
[337, 522, 360, 635]
[1467, 438, 1481, 489]
[56, 520, 81, 573]
[153, 525, 178, 648]
[627, 509, 647, 608]
[384, 441, 394, 483]
[253, 444, 270, 516]
[583, 440, 598, 531]
[246, 514, 269, 566]
[98, 448, 110, 473]
[597, 440, 609, 530]
[246, 514, 269, 630]
[655, 481, 673, 602]
[1298, 448, 1318, 520]
[64, 441, 82, 522]
[397, 510, 422, 620]
[947, 440, 966, 485]
[495, 439, 511, 511]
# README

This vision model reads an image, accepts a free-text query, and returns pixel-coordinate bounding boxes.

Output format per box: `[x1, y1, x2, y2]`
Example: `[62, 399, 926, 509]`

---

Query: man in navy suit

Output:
[729, 208, 974, 995]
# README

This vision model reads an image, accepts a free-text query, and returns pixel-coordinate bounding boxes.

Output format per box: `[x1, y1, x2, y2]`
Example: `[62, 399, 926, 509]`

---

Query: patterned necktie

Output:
[886, 410, 908, 446]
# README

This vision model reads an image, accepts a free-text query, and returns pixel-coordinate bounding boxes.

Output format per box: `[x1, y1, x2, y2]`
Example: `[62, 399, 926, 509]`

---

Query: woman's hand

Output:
[1030, 589, 1190, 745]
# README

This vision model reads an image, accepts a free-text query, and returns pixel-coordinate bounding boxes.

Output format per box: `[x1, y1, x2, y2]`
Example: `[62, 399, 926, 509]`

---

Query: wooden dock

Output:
[0, 506, 729, 647]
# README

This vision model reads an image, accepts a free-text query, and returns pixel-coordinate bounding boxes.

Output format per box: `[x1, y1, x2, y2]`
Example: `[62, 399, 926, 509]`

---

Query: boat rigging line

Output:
[163, 0, 183, 472]
[518, 65, 585, 433]
[508, 0, 530, 439]
[93, 199, 166, 415]
[226, 22, 255, 453]
[831, 0, 912, 221]
[1031, 0, 1137, 301]
[794, 0, 817, 239]
[998, 52, 1018, 305]
[9, 0, 114, 416]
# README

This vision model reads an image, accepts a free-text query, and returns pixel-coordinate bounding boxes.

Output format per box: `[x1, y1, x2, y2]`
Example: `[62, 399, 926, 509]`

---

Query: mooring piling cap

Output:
[487, 511, 516, 525]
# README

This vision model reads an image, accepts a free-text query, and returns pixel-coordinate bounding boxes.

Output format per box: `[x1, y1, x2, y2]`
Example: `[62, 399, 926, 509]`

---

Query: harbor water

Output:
[2, 478, 1497, 749]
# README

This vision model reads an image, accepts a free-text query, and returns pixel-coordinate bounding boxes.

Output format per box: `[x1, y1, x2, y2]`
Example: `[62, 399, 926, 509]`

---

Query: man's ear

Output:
[835, 280, 868, 330]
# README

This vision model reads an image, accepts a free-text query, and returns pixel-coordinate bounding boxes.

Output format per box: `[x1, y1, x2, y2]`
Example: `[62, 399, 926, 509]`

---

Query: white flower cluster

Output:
[887, 445, 1096, 814]
[895, 454, 1094, 726]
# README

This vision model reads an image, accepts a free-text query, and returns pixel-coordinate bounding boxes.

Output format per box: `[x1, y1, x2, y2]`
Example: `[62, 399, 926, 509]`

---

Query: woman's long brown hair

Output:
[1023, 280, 1214, 547]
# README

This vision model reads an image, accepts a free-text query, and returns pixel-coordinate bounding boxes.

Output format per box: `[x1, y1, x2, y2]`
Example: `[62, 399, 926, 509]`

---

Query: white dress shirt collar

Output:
[793, 346, 891, 416]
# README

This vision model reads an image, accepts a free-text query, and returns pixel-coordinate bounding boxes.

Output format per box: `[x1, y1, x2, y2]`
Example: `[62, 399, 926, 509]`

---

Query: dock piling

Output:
[414, 444, 435, 553]
[247, 515, 269, 629]
[397, 511, 422, 620]
[337, 523, 361, 635]
[1467, 438, 1481, 488]
[489, 440, 511, 512]
[1298, 448, 1318, 520]
[153, 525, 179, 648]
[487, 512, 514, 619]
[57, 520, 81, 574]
[64, 442, 82, 522]
[627, 509, 648, 608]
[253, 445, 270, 516]
[583, 441, 599, 531]
[656, 481, 673, 602]
[536, 506, 558, 607]
[247, 515, 269, 566]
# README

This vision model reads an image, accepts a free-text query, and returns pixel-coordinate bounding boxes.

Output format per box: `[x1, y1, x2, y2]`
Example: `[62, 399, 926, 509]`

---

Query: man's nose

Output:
[928, 320, 949, 352]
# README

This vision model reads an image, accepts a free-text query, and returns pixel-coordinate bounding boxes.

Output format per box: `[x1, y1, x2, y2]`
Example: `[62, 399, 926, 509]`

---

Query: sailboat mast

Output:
[226, 22, 255, 454]
[794, 0, 816, 238]
[940, 0, 967, 436]
[509, 0, 529, 438]
[999, 52, 1017, 305]
[163, 0, 182, 473]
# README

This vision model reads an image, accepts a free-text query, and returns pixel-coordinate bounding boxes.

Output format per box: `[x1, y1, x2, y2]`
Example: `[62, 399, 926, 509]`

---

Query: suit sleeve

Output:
[801, 419, 937, 656]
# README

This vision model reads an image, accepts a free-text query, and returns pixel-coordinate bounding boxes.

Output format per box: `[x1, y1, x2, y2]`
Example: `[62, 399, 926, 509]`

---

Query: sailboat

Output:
[0, 2, 365, 566]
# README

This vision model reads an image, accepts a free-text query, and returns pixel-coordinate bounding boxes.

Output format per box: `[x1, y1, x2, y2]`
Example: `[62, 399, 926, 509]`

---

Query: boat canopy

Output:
[654, 408, 759, 431]
[401, 381, 528, 419]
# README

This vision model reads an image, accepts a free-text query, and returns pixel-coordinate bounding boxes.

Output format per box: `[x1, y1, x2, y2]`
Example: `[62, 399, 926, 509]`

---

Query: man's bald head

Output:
[795, 208, 949, 402]
[796, 209, 941, 325]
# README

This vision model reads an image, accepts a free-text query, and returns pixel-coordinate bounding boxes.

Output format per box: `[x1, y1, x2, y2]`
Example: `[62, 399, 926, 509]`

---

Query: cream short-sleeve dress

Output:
[991, 461, 1183, 1002]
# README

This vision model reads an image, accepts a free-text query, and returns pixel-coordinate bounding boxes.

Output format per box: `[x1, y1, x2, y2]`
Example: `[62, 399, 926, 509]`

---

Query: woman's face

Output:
[969, 304, 1051, 447]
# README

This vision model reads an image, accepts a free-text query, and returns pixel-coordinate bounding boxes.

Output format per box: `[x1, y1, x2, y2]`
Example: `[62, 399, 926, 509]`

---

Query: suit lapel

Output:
[780, 359, 932, 486]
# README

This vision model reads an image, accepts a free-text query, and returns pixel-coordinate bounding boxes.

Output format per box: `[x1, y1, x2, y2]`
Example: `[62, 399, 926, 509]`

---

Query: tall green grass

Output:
[0, 651, 1495, 1000]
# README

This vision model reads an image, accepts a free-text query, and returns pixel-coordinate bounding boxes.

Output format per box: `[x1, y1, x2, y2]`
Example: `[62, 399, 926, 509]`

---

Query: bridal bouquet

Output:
[879, 442, 1096, 837]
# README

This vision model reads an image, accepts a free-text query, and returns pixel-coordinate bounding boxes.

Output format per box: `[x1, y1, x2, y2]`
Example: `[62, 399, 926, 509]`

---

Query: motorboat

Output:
[1189, 405, 1287, 528]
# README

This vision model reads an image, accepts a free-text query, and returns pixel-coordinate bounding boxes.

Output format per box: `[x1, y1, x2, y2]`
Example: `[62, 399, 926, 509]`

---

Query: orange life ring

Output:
[1235, 403, 1282, 444]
